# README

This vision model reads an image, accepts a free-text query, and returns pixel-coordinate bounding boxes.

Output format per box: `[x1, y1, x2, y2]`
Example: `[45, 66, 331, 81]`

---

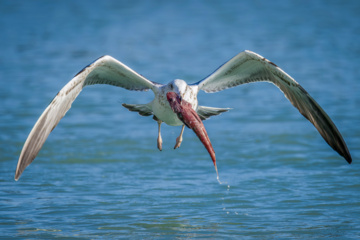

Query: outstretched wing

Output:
[15, 56, 160, 180]
[193, 50, 352, 163]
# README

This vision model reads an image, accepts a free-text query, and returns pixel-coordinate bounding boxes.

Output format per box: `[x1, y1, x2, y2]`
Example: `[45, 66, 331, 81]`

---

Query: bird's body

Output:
[148, 79, 199, 126]
[15, 50, 352, 181]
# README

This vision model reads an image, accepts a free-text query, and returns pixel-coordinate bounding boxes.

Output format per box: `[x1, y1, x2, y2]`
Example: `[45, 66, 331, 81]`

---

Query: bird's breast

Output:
[152, 97, 182, 126]
[151, 89, 198, 126]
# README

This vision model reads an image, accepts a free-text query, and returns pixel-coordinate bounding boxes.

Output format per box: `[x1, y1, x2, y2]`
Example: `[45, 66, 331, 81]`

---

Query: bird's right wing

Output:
[15, 56, 161, 180]
[193, 50, 351, 164]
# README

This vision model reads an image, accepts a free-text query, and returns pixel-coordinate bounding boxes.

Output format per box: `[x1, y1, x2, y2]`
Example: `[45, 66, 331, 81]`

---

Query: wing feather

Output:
[15, 56, 159, 180]
[194, 50, 351, 163]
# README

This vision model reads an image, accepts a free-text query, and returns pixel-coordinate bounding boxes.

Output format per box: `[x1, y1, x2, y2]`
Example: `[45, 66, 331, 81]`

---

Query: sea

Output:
[1, 0, 359, 239]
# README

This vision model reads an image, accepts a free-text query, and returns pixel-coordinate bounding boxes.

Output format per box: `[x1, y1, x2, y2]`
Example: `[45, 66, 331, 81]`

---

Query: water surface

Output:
[1, 0, 359, 239]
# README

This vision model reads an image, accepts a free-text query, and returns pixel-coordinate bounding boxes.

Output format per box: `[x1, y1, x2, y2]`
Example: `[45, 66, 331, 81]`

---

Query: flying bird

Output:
[15, 50, 352, 181]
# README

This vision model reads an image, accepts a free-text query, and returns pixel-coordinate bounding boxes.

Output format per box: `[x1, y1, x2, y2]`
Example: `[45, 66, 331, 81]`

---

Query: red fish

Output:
[166, 92, 220, 181]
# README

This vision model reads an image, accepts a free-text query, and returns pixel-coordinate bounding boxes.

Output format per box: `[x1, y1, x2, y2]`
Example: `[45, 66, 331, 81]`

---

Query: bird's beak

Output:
[166, 92, 220, 181]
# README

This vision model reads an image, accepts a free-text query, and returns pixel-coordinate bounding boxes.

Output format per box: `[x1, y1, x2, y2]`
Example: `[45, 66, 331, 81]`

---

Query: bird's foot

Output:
[157, 120, 163, 151]
[157, 136, 163, 151]
[174, 136, 183, 149]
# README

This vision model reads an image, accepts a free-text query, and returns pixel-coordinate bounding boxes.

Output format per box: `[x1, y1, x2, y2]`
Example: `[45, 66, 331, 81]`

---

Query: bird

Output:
[14, 50, 352, 181]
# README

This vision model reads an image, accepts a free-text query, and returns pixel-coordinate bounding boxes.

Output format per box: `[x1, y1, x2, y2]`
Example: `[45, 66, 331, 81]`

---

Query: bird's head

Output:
[167, 79, 187, 96]
[165, 79, 198, 111]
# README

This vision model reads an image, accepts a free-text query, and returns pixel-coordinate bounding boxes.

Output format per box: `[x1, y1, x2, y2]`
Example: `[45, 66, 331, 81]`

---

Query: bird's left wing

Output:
[15, 56, 161, 180]
[193, 50, 351, 164]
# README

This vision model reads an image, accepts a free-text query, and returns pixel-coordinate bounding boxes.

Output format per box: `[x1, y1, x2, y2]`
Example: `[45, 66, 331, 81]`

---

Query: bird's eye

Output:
[170, 83, 173, 89]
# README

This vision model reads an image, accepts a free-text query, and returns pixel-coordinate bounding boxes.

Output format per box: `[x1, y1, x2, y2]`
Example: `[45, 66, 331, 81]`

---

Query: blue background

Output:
[1, 0, 359, 239]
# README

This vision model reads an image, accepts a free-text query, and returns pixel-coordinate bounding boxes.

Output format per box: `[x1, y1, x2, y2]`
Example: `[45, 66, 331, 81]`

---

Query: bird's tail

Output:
[122, 103, 153, 117]
[196, 106, 230, 121]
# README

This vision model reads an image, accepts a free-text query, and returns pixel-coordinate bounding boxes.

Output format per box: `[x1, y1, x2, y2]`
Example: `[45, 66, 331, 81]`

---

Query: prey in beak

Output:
[166, 92, 221, 183]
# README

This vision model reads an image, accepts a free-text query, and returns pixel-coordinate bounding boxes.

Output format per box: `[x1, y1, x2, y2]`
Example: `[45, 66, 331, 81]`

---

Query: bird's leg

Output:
[174, 125, 185, 149]
[157, 120, 163, 151]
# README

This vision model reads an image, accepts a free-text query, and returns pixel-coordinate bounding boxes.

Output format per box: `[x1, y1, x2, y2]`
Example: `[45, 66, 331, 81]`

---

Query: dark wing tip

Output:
[284, 85, 352, 165]
[344, 152, 352, 164]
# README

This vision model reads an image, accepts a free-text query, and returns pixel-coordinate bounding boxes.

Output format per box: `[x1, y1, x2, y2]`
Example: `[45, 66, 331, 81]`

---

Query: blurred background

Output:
[1, 0, 359, 239]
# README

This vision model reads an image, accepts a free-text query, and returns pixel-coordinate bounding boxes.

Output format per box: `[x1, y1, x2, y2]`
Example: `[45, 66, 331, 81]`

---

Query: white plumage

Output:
[15, 50, 352, 180]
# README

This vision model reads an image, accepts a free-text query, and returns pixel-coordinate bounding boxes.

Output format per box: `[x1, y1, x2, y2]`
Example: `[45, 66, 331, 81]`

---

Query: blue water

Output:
[1, 0, 360, 239]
